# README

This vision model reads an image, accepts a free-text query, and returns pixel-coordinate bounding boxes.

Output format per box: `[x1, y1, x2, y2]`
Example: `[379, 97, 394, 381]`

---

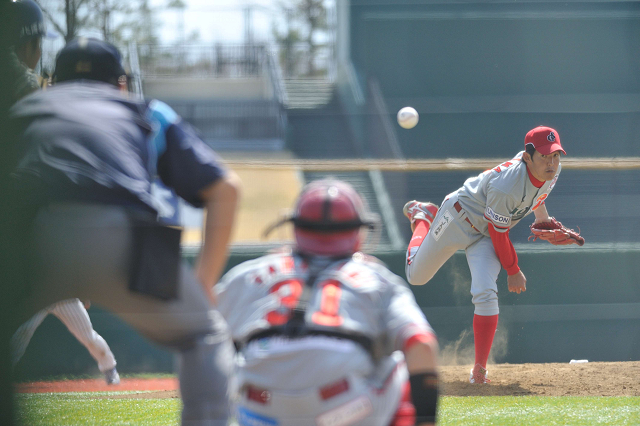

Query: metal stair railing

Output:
[128, 42, 144, 98]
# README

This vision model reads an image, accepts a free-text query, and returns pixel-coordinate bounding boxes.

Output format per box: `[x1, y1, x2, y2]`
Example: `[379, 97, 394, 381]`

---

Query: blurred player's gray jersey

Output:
[456, 151, 561, 235]
[215, 251, 433, 390]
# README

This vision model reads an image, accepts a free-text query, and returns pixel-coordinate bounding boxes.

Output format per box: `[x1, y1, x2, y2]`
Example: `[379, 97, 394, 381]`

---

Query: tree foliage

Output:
[34, 0, 159, 47]
[87, 0, 133, 44]
[36, 0, 91, 42]
[273, 0, 328, 77]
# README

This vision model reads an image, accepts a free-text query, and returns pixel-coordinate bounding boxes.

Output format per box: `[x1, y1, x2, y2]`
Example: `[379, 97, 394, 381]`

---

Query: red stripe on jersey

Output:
[319, 378, 350, 400]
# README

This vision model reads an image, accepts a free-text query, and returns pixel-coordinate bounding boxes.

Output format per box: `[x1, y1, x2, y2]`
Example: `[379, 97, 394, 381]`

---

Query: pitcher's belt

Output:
[453, 201, 479, 232]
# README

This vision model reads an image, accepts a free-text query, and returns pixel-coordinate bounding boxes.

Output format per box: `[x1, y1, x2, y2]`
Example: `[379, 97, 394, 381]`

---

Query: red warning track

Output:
[15, 378, 179, 394]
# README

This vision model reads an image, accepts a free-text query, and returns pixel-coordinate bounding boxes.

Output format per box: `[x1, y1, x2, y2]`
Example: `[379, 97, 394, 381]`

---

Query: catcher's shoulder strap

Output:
[243, 254, 375, 355]
[281, 253, 349, 337]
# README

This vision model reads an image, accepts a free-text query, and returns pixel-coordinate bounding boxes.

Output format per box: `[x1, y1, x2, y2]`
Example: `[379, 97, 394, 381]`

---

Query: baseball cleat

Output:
[403, 200, 438, 231]
[104, 367, 120, 385]
[469, 364, 490, 384]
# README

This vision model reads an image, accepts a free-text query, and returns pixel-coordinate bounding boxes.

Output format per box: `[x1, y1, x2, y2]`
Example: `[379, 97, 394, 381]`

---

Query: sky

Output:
[151, 0, 284, 45]
[39, 0, 334, 71]
[39, 0, 282, 70]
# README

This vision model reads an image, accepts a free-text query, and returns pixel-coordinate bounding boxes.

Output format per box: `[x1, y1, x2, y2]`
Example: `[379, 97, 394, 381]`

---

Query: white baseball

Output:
[397, 107, 419, 129]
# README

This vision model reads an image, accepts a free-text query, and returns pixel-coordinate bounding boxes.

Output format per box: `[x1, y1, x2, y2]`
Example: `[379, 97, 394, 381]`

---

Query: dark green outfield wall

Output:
[346, 1, 640, 158]
[14, 247, 640, 381]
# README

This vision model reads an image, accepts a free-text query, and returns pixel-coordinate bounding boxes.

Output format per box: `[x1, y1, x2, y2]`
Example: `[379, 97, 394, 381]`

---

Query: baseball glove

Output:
[529, 218, 585, 246]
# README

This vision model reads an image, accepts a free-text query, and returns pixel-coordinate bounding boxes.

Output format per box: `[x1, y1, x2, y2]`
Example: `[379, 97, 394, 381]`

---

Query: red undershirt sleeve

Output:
[403, 331, 438, 353]
[488, 223, 520, 275]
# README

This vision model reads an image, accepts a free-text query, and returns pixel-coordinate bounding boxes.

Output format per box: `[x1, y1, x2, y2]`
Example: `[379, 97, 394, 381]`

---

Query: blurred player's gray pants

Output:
[17, 203, 233, 426]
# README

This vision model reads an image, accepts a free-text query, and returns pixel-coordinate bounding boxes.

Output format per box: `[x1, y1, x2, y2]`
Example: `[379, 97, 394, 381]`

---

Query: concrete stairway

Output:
[284, 78, 334, 109]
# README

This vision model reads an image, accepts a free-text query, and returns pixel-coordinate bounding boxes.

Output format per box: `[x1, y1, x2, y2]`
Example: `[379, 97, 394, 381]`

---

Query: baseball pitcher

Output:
[403, 126, 584, 384]
[216, 179, 440, 426]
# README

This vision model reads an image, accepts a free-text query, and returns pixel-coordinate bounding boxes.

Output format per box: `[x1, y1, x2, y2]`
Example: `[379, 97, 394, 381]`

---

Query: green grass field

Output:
[16, 394, 640, 426]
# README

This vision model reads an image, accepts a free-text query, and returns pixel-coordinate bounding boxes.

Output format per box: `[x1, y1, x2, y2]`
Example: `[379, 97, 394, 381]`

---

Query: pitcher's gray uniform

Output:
[11, 299, 118, 377]
[406, 151, 560, 315]
[216, 251, 435, 426]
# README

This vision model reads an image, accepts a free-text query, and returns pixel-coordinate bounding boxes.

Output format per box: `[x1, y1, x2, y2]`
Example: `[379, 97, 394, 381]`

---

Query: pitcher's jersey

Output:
[215, 251, 433, 390]
[455, 151, 561, 236]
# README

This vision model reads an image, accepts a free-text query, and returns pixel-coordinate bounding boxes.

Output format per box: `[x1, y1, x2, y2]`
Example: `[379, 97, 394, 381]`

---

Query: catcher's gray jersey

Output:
[456, 151, 561, 236]
[215, 251, 433, 391]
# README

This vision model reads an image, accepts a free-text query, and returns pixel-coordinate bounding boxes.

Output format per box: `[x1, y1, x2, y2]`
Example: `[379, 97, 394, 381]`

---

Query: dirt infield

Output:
[15, 378, 179, 395]
[14, 361, 640, 399]
[440, 361, 640, 397]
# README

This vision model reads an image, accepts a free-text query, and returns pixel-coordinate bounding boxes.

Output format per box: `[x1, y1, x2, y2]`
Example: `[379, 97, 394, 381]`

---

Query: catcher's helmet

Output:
[264, 179, 378, 256]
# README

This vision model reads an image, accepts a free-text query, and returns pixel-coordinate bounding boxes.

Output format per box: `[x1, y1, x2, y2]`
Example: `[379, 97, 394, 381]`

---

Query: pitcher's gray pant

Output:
[405, 195, 502, 316]
[17, 204, 233, 426]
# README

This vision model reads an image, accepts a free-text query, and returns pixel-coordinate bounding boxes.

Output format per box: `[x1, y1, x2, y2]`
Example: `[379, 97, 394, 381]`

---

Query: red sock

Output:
[473, 314, 498, 368]
[406, 220, 430, 265]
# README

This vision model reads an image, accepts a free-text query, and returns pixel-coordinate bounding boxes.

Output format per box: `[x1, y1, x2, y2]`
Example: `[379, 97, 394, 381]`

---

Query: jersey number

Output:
[266, 279, 344, 327]
[265, 279, 303, 326]
[488, 157, 521, 173]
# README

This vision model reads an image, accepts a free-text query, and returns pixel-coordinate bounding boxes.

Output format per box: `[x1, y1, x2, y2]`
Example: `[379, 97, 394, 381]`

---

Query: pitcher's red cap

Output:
[524, 126, 566, 155]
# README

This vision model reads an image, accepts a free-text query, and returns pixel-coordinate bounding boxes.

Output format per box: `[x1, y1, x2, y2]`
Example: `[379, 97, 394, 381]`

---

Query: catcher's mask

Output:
[263, 179, 379, 256]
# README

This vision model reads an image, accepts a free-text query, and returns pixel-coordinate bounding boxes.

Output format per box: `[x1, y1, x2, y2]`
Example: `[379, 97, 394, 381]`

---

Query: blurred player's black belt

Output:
[454, 201, 479, 232]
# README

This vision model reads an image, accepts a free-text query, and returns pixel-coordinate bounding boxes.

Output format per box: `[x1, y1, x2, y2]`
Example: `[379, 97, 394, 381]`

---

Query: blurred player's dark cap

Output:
[55, 37, 126, 85]
[11, 0, 46, 43]
[525, 126, 566, 155]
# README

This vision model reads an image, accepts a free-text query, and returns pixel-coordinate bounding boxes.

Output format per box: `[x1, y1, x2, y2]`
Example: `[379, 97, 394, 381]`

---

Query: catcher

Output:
[403, 126, 584, 384]
[216, 179, 440, 426]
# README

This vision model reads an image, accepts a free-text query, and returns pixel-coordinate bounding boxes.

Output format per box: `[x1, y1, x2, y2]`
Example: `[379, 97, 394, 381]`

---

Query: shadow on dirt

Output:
[443, 380, 535, 396]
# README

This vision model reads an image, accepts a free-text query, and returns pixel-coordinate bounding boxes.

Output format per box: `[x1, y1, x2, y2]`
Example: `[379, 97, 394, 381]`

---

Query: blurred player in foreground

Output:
[1, 2, 48, 422]
[7, 0, 46, 104]
[403, 127, 583, 384]
[216, 179, 439, 426]
[11, 299, 120, 385]
[10, 37, 240, 425]
[7, 3, 120, 388]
